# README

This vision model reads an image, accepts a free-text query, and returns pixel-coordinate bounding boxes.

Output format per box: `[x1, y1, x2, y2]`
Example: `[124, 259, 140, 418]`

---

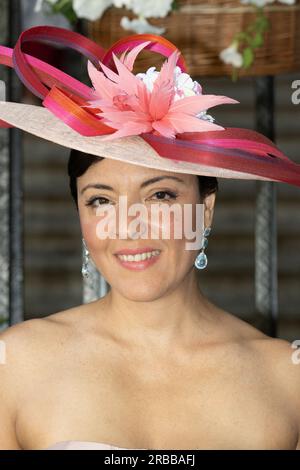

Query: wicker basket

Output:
[88, 0, 300, 77]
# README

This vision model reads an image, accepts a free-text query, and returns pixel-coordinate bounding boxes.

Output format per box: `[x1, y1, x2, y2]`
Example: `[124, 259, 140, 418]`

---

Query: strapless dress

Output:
[45, 440, 147, 450]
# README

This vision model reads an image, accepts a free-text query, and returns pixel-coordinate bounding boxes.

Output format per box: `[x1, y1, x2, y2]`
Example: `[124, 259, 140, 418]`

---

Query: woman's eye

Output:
[150, 191, 178, 201]
[85, 197, 111, 207]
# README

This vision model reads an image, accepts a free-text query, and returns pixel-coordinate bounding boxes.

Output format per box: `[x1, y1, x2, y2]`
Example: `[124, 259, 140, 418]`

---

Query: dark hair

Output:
[68, 149, 218, 209]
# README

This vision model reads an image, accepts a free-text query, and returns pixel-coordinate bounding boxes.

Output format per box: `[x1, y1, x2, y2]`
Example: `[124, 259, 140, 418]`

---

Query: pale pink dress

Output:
[45, 441, 147, 450]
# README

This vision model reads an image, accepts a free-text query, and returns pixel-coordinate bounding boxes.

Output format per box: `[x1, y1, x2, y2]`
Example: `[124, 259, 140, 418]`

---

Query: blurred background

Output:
[0, 0, 299, 340]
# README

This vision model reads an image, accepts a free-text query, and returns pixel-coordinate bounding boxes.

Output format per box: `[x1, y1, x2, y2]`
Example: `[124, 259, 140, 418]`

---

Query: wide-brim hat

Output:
[0, 25, 300, 187]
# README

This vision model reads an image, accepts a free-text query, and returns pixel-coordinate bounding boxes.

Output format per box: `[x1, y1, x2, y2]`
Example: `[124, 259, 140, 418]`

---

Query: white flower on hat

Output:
[136, 65, 202, 100]
[173, 66, 203, 100]
[135, 67, 159, 92]
[219, 42, 243, 68]
[136, 64, 215, 122]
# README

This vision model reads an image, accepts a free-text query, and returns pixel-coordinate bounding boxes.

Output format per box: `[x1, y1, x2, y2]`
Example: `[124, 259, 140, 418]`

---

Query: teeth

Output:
[117, 250, 160, 262]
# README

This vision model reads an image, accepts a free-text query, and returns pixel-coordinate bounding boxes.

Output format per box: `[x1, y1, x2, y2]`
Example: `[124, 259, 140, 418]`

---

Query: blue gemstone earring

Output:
[194, 227, 211, 270]
[81, 238, 90, 278]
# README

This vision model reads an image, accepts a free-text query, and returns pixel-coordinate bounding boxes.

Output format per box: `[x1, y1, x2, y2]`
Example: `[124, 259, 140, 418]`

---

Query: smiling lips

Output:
[114, 249, 161, 271]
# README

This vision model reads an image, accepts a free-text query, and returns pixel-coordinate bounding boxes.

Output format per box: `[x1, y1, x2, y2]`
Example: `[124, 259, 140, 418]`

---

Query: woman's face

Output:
[77, 158, 216, 301]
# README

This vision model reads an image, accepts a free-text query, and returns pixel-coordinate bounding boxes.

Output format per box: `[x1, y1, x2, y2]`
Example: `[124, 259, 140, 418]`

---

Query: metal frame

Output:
[254, 76, 278, 337]
[8, 0, 24, 325]
[0, 0, 9, 329]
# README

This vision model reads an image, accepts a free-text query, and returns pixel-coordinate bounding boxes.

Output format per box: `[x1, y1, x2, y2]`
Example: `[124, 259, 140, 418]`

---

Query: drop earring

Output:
[81, 238, 90, 278]
[194, 226, 211, 270]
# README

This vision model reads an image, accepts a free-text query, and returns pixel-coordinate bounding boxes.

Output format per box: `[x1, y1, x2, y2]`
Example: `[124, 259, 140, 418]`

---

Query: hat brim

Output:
[0, 101, 275, 182]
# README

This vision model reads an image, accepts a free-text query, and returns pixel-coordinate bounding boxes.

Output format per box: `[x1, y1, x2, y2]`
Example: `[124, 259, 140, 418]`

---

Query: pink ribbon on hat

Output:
[0, 25, 300, 188]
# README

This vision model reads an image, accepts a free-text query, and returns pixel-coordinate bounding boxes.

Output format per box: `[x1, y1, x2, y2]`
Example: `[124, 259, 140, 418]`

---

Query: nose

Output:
[116, 214, 147, 240]
[115, 195, 148, 240]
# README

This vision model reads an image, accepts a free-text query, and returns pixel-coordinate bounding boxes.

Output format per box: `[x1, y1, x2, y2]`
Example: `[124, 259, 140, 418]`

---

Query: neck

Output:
[97, 269, 219, 352]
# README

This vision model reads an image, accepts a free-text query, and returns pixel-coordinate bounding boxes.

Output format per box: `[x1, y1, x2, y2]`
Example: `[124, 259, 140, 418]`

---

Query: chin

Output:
[113, 283, 168, 303]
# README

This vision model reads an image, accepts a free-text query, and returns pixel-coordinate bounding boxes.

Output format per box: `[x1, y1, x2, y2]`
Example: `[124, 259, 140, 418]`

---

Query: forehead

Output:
[77, 158, 196, 185]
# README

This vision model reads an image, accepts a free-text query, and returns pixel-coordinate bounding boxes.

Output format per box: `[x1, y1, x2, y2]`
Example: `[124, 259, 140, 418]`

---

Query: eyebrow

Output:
[80, 176, 186, 195]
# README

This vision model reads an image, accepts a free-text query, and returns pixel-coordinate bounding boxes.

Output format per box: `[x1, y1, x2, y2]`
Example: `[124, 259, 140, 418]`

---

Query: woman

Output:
[0, 150, 299, 450]
[0, 26, 300, 450]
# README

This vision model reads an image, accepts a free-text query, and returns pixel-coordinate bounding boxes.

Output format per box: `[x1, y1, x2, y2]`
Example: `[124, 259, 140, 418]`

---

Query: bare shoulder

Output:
[0, 302, 106, 389]
[0, 302, 96, 363]
[224, 309, 300, 390]
[254, 335, 300, 441]
[242, 331, 300, 444]
[248, 335, 300, 403]
[0, 296, 111, 383]
[215, 306, 300, 423]
[0, 304, 93, 449]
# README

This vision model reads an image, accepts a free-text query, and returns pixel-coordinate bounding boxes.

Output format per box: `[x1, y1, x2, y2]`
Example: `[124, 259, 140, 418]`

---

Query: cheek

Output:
[148, 208, 185, 240]
[153, 205, 199, 245]
[169, 203, 202, 264]
[79, 210, 107, 252]
[154, 211, 197, 267]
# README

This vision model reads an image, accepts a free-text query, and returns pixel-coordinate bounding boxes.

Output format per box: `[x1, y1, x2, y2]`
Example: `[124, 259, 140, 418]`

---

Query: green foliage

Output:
[251, 32, 264, 49]
[230, 6, 271, 81]
[242, 47, 254, 68]
[47, 0, 77, 24]
[171, 0, 180, 11]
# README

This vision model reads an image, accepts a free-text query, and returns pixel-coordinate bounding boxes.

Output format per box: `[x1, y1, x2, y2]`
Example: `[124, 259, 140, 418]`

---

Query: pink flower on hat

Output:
[87, 42, 239, 140]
